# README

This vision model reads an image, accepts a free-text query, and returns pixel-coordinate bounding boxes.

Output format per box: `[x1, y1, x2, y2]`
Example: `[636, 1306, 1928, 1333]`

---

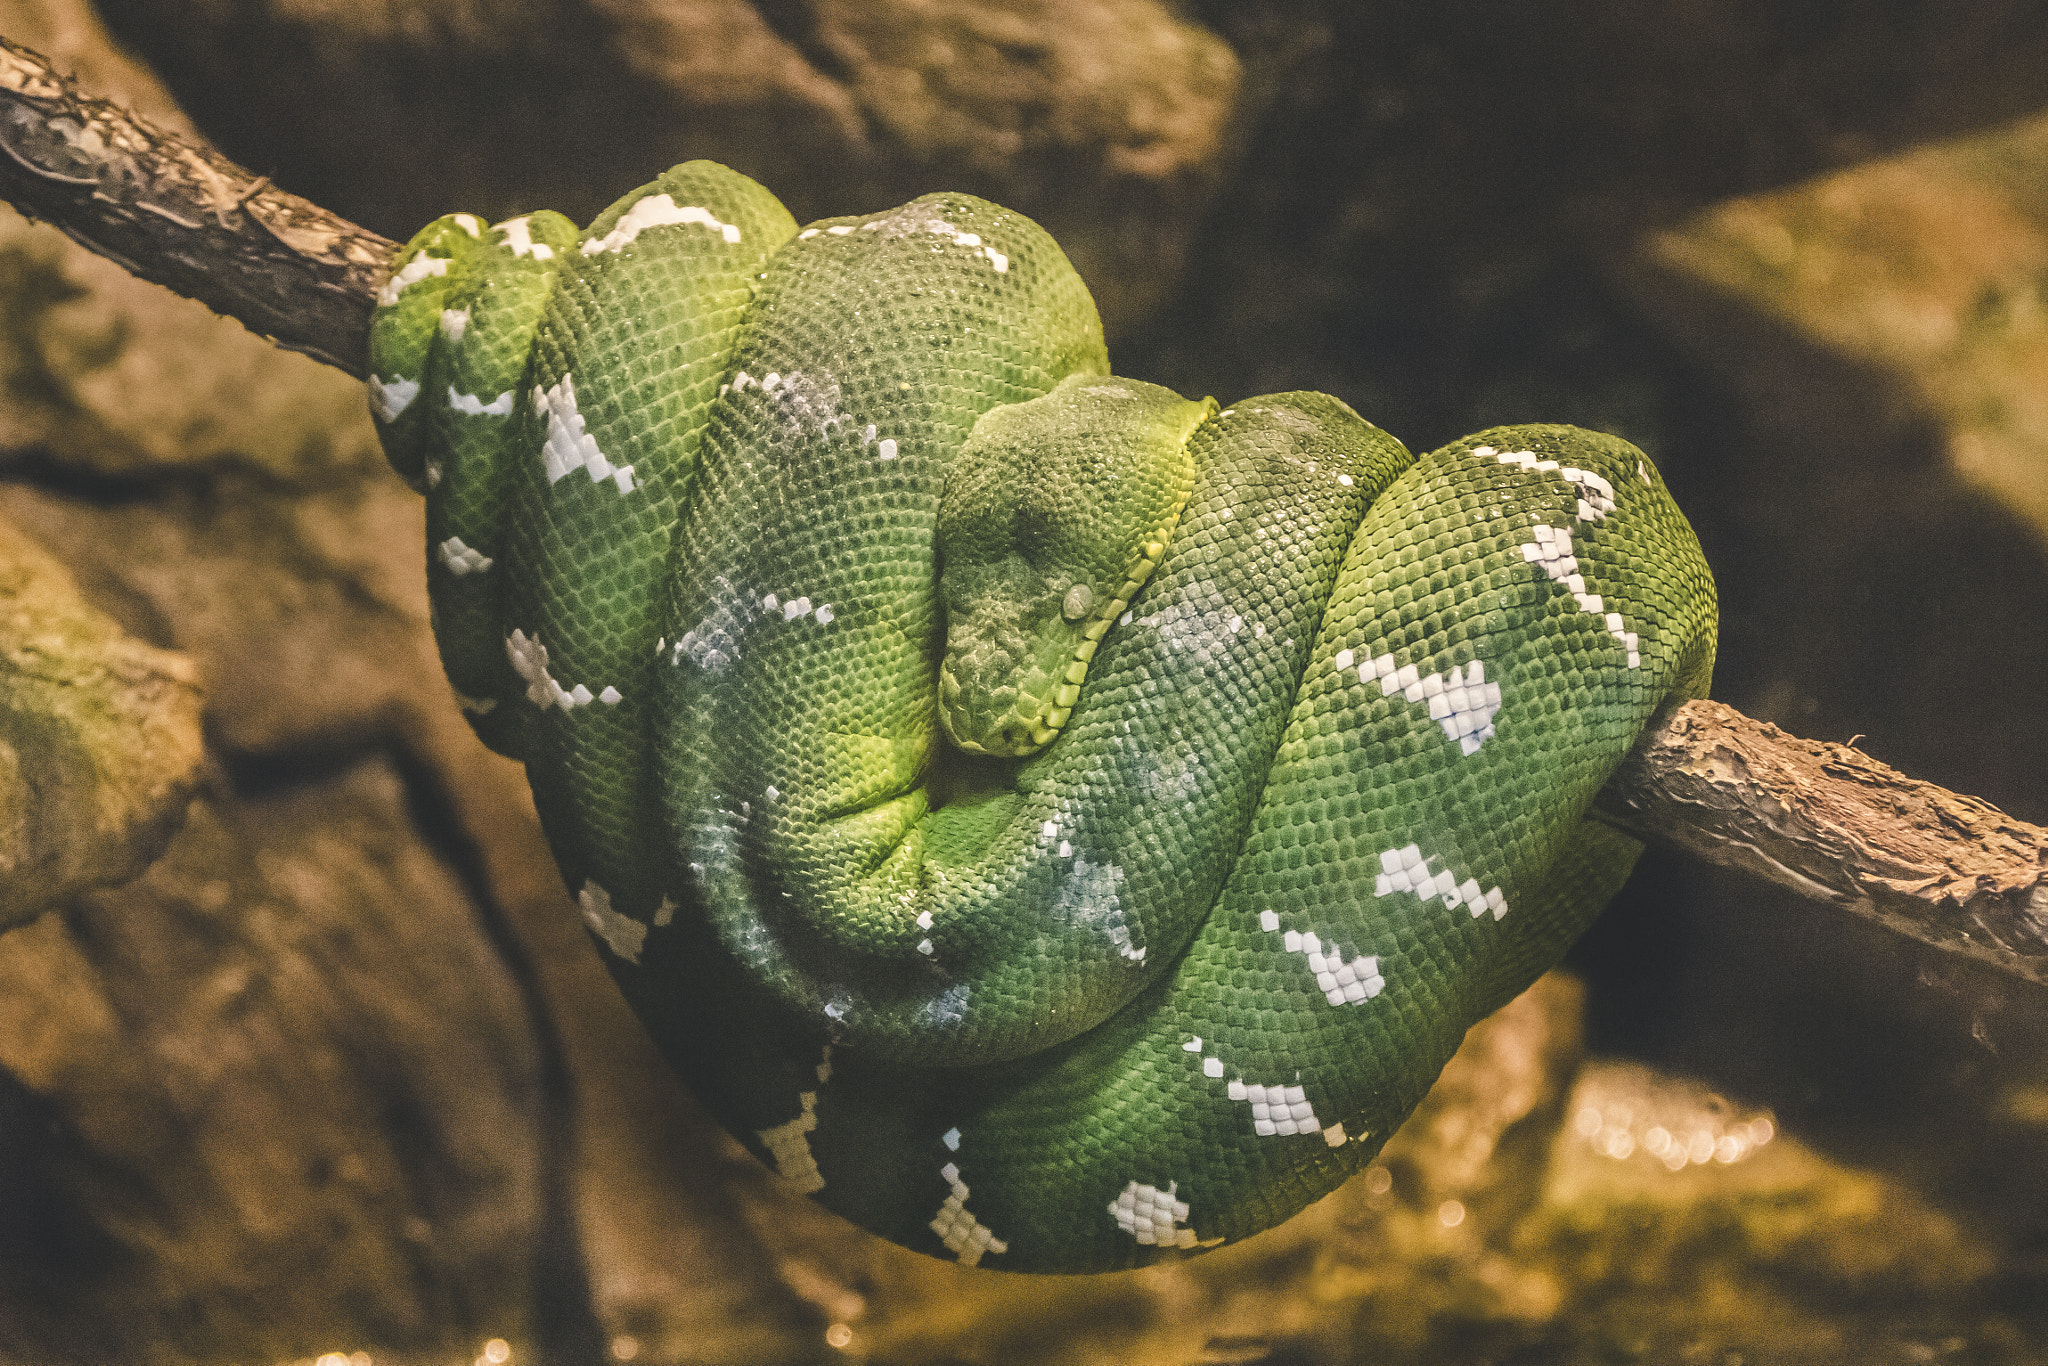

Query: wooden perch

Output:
[1594, 701, 2048, 985]
[0, 34, 390, 374]
[0, 34, 2041, 984]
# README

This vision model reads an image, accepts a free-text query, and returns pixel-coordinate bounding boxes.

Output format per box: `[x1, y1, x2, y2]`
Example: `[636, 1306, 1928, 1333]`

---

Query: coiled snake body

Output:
[368, 162, 1715, 1273]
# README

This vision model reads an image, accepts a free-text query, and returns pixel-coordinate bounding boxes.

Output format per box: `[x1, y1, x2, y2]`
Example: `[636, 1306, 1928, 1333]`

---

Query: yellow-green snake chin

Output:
[367, 159, 1718, 1275]
[938, 533, 1171, 756]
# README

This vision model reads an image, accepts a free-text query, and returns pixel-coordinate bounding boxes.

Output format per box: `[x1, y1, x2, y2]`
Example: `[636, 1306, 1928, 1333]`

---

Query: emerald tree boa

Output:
[367, 161, 1715, 1273]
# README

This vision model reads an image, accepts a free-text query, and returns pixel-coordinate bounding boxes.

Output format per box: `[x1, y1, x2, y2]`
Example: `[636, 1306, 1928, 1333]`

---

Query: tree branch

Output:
[1595, 700, 2048, 985]
[1, 36, 2041, 985]
[0, 34, 392, 375]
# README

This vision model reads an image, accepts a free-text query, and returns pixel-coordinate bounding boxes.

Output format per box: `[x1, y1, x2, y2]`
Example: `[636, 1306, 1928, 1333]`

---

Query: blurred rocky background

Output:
[0, 0, 2043, 1361]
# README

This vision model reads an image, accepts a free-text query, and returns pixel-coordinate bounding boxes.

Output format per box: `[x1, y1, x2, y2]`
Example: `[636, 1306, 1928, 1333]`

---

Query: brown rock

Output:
[0, 760, 551, 1363]
[0, 512, 201, 930]
[1620, 115, 2048, 546]
[90, 0, 1241, 335]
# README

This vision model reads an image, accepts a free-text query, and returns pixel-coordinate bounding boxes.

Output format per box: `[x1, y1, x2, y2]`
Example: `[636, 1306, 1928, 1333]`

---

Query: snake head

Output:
[936, 375, 1208, 757]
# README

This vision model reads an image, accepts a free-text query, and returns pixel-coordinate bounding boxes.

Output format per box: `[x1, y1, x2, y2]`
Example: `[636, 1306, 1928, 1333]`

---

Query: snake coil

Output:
[368, 161, 1715, 1273]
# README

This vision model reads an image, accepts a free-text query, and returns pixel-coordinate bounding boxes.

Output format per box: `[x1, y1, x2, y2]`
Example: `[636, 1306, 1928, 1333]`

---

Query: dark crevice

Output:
[214, 736, 385, 801]
[0, 445, 379, 506]
[383, 737, 608, 1366]
[0, 1065, 135, 1362]
[750, 0, 859, 86]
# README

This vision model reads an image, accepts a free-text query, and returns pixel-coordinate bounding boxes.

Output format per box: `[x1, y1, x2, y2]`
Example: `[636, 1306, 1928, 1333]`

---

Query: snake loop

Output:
[369, 161, 1716, 1272]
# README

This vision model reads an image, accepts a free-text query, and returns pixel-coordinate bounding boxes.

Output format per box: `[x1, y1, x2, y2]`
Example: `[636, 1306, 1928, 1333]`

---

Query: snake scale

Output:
[367, 161, 1715, 1273]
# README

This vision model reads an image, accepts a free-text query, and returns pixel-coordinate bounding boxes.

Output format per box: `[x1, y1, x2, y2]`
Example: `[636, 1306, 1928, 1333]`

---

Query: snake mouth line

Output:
[1022, 533, 1167, 749]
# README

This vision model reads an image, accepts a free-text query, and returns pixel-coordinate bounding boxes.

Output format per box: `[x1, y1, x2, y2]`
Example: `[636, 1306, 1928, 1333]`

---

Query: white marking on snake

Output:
[578, 880, 646, 963]
[1110, 1180, 1199, 1247]
[931, 1164, 1008, 1264]
[581, 194, 742, 254]
[766, 369, 849, 435]
[675, 574, 755, 677]
[941, 1126, 960, 1150]
[1188, 1039, 1346, 1147]
[758, 1052, 828, 1196]
[1138, 741, 1208, 804]
[448, 387, 515, 417]
[366, 375, 420, 423]
[1055, 858, 1143, 964]
[1257, 910, 1384, 1005]
[450, 214, 481, 236]
[532, 374, 637, 493]
[877, 437, 898, 460]
[1349, 653, 1502, 754]
[436, 536, 493, 576]
[376, 252, 446, 307]
[505, 628, 606, 711]
[1147, 593, 1247, 673]
[495, 215, 554, 259]
[455, 691, 495, 715]
[439, 307, 469, 342]
[1225, 1078, 1332, 1140]
[1572, 473, 1617, 522]
[921, 981, 971, 1028]
[1374, 843, 1508, 919]
[1485, 447, 1618, 521]
[423, 459, 442, 489]
[919, 217, 1010, 273]
[1520, 523, 1639, 667]
[1483, 446, 1640, 666]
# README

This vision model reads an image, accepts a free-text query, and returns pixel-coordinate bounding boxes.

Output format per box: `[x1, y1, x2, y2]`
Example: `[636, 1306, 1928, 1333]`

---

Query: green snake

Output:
[367, 161, 1715, 1273]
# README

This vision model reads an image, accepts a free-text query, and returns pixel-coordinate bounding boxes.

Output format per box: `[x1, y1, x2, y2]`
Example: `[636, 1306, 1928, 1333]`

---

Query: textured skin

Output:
[368, 161, 1717, 1273]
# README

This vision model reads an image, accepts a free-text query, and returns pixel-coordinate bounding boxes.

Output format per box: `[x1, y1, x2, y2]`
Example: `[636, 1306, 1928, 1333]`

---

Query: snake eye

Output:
[1061, 584, 1093, 621]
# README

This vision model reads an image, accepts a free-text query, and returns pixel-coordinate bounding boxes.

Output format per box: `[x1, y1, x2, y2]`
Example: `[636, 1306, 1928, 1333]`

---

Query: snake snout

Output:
[937, 585, 1073, 757]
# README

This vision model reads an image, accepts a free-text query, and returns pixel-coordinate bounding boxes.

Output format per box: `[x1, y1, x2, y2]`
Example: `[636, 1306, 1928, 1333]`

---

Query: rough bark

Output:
[1594, 698, 2048, 985]
[0, 33, 391, 375]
